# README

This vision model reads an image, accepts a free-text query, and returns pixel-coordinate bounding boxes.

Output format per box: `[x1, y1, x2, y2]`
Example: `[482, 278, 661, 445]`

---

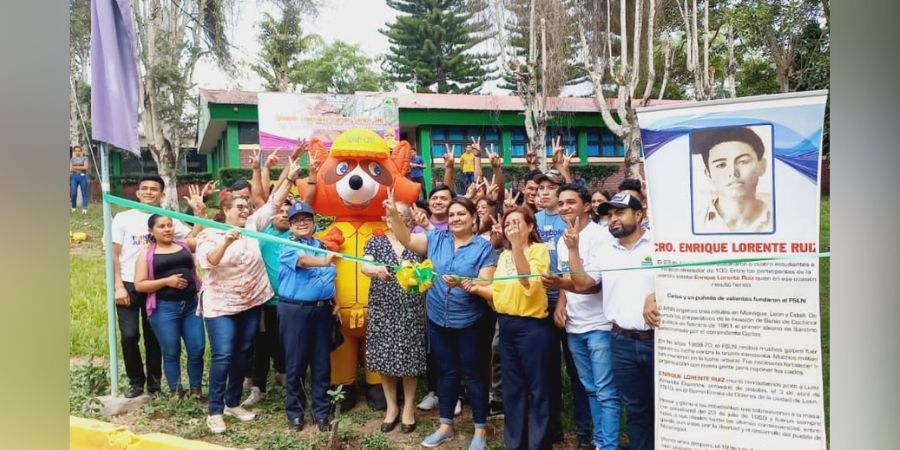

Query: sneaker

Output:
[454, 399, 462, 417]
[82, 209, 88, 214]
[206, 415, 226, 434]
[469, 434, 487, 450]
[576, 435, 594, 450]
[71, 208, 76, 213]
[241, 386, 266, 407]
[417, 391, 439, 411]
[224, 405, 256, 421]
[421, 429, 454, 447]
[123, 385, 143, 399]
[487, 400, 504, 420]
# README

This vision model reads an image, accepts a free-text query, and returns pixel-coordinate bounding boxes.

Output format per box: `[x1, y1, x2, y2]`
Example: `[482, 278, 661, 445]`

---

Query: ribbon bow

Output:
[396, 259, 434, 295]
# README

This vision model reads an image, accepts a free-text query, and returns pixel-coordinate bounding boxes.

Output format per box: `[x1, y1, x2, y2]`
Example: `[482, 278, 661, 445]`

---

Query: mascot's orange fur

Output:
[296, 128, 420, 410]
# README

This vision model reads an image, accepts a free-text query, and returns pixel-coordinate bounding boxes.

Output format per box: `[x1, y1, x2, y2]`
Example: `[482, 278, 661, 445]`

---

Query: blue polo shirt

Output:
[259, 223, 292, 304]
[426, 229, 498, 328]
[409, 155, 424, 179]
[535, 210, 567, 305]
[278, 237, 336, 302]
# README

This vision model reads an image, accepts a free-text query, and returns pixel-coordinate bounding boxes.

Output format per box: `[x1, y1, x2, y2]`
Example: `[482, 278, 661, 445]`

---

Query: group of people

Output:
[106, 138, 661, 450]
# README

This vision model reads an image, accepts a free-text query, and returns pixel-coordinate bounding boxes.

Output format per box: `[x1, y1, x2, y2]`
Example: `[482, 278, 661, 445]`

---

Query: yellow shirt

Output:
[460, 152, 475, 173]
[492, 244, 550, 319]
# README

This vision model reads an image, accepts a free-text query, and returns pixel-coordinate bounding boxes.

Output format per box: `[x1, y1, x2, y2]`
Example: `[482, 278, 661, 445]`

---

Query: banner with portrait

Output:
[637, 91, 829, 450]
[258, 92, 400, 151]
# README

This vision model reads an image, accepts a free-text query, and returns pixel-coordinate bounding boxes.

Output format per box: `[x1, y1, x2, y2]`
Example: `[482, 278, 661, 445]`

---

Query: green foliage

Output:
[381, 0, 493, 93]
[294, 40, 394, 93]
[69, 361, 109, 416]
[360, 432, 396, 450]
[142, 393, 206, 421]
[252, 2, 323, 91]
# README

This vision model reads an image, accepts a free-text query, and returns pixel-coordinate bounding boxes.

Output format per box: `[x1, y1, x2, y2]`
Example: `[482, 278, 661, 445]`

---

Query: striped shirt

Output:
[196, 228, 273, 318]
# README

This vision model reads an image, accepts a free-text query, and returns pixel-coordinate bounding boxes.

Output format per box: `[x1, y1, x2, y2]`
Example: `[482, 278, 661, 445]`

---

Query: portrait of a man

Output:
[690, 125, 775, 234]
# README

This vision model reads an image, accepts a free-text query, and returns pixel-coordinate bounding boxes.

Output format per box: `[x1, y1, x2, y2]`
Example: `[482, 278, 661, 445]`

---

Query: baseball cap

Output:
[597, 192, 643, 215]
[287, 201, 316, 220]
[534, 169, 565, 185]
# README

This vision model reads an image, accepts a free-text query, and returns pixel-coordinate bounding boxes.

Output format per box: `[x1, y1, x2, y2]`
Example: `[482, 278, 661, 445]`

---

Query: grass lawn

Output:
[69, 199, 831, 449]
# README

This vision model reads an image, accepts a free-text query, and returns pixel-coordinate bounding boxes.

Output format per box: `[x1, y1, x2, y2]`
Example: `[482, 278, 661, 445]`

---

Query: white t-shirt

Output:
[112, 208, 191, 283]
[596, 232, 656, 331]
[557, 221, 612, 333]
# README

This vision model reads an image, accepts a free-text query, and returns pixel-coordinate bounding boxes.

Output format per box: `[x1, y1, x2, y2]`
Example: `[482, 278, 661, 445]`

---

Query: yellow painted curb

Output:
[70, 416, 235, 450]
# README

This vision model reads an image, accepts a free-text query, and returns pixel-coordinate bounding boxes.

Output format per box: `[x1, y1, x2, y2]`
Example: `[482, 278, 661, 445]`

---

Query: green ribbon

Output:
[104, 193, 830, 283]
[102, 193, 401, 269]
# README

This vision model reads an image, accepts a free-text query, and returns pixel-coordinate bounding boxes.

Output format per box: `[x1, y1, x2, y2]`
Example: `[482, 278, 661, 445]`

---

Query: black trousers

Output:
[251, 303, 285, 392]
[116, 282, 162, 390]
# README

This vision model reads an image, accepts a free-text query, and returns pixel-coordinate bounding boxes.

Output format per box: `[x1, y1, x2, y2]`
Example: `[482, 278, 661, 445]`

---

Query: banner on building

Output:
[637, 91, 828, 450]
[257, 93, 400, 151]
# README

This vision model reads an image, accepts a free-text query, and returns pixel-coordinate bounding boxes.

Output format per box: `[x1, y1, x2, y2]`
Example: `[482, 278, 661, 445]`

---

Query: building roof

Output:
[198, 88, 683, 113]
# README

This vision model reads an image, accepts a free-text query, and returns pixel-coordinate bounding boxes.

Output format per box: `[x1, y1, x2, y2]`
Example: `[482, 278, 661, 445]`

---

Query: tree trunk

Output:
[622, 110, 643, 179]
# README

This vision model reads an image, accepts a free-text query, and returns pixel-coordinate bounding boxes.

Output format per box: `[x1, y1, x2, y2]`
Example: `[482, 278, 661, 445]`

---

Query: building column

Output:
[577, 130, 589, 166]
[501, 129, 512, 167]
[418, 126, 432, 196]
[227, 122, 240, 168]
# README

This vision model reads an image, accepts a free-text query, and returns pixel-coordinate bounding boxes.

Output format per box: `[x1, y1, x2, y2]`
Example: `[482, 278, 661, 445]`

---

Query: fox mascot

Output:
[296, 128, 421, 411]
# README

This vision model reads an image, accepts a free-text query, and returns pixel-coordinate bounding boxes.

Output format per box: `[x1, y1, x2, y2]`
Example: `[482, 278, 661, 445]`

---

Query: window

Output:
[510, 128, 576, 156]
[119, 148, 205, 174]
[586, 129, 625, 157]
[238, 123, 259, 144]
[431, 126, 501, 157]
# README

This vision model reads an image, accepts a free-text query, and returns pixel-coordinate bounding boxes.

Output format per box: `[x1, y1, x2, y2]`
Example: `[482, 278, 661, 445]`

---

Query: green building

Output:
[191, 90, 680, 190]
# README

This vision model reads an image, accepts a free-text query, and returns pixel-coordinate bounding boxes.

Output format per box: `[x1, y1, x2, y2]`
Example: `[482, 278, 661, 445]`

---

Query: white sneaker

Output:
[82, 209, 87, 214]
[417, 391, 439, 410]
[454, 399, 462, 416]
[224, 405, 256, 421]
[242, 386, 266, 407]
[206, 415, 226, 434]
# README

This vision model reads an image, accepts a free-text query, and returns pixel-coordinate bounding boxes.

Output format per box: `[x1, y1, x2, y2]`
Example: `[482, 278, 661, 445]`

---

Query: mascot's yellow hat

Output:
[330, 128, 391, 159]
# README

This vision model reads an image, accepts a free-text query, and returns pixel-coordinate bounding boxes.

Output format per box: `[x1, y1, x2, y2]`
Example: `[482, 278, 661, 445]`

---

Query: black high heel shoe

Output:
[380, 415, 400, 433]
[400, 421, 417, 433]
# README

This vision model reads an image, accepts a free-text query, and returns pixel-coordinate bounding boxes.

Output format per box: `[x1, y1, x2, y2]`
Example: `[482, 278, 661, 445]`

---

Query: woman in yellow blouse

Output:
[461, 206, 554, 450]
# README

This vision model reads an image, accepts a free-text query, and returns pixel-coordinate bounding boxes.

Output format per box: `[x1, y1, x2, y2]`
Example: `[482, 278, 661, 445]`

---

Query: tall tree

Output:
[69, 0, 91, 147]
[486, 0, 575, 169]
[294, 41, 394, 93]
[576, 0, 660, 178]
[731, 0, 826, 93]
[133, 0, 317, 209]
[251, 2, 322, 92]
[381, 0, 493, 93]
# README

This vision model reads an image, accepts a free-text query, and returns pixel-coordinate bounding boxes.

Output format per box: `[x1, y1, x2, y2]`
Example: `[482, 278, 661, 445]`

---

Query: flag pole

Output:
[100, 141, 120, 397]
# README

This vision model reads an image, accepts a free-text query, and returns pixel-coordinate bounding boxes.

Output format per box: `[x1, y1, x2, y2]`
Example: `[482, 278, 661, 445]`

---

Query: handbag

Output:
[330, 315, 345, 352]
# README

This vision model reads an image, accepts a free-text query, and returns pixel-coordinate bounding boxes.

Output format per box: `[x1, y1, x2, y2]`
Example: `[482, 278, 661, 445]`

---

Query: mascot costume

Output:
[297, 128, 421, 410]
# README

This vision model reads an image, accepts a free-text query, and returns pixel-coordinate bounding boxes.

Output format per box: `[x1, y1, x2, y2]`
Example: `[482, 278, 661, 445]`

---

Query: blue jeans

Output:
[70, 172, 89, 208]
[548, 318, 592, 440]
[611, 333, 654, 450]
[205, 307, 260, 415]
[568, 330, 620, 450]
[428, 317, 491, 426]
[498, 315, 554, 450]
[147, 298, 205, 392]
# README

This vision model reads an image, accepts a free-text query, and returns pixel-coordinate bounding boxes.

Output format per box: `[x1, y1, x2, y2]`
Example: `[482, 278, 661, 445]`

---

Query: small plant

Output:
[360, 432, 395, 450]
[69, 360, 109, 416]
[326, 384, 349, 449]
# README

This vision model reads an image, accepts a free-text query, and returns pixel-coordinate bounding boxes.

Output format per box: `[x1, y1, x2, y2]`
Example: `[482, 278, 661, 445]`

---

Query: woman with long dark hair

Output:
[386, 193, 497, 450]
[134, 213, 204, 399]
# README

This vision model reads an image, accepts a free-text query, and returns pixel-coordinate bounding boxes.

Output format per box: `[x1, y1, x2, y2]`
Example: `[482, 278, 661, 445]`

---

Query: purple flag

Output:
[91, 0, 141, 155]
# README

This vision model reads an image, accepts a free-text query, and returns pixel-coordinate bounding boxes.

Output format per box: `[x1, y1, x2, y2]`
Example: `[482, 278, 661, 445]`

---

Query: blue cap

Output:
[287, 201, 316, 220]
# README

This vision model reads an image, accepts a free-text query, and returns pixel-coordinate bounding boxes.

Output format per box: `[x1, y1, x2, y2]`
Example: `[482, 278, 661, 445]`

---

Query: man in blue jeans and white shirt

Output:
[546, 184, 620, 450]
[576, 191, 657, 450]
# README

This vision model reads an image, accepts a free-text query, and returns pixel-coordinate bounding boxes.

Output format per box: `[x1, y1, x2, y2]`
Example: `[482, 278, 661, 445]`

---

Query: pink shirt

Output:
[196, 228, 273, 318]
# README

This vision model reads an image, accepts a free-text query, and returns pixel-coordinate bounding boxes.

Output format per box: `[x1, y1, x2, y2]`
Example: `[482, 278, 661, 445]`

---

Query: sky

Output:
[193, 0, 399, 91]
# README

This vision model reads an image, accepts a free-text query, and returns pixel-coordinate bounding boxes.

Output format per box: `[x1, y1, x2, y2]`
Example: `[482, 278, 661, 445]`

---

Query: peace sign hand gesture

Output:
[250, 148, 262, 170]
[443, 144, 454, 168]
[562, 216, 581, 249]
[486, 144, 501, 169]
[470, 136, 482, 156]
[382, 187, 398, 214]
